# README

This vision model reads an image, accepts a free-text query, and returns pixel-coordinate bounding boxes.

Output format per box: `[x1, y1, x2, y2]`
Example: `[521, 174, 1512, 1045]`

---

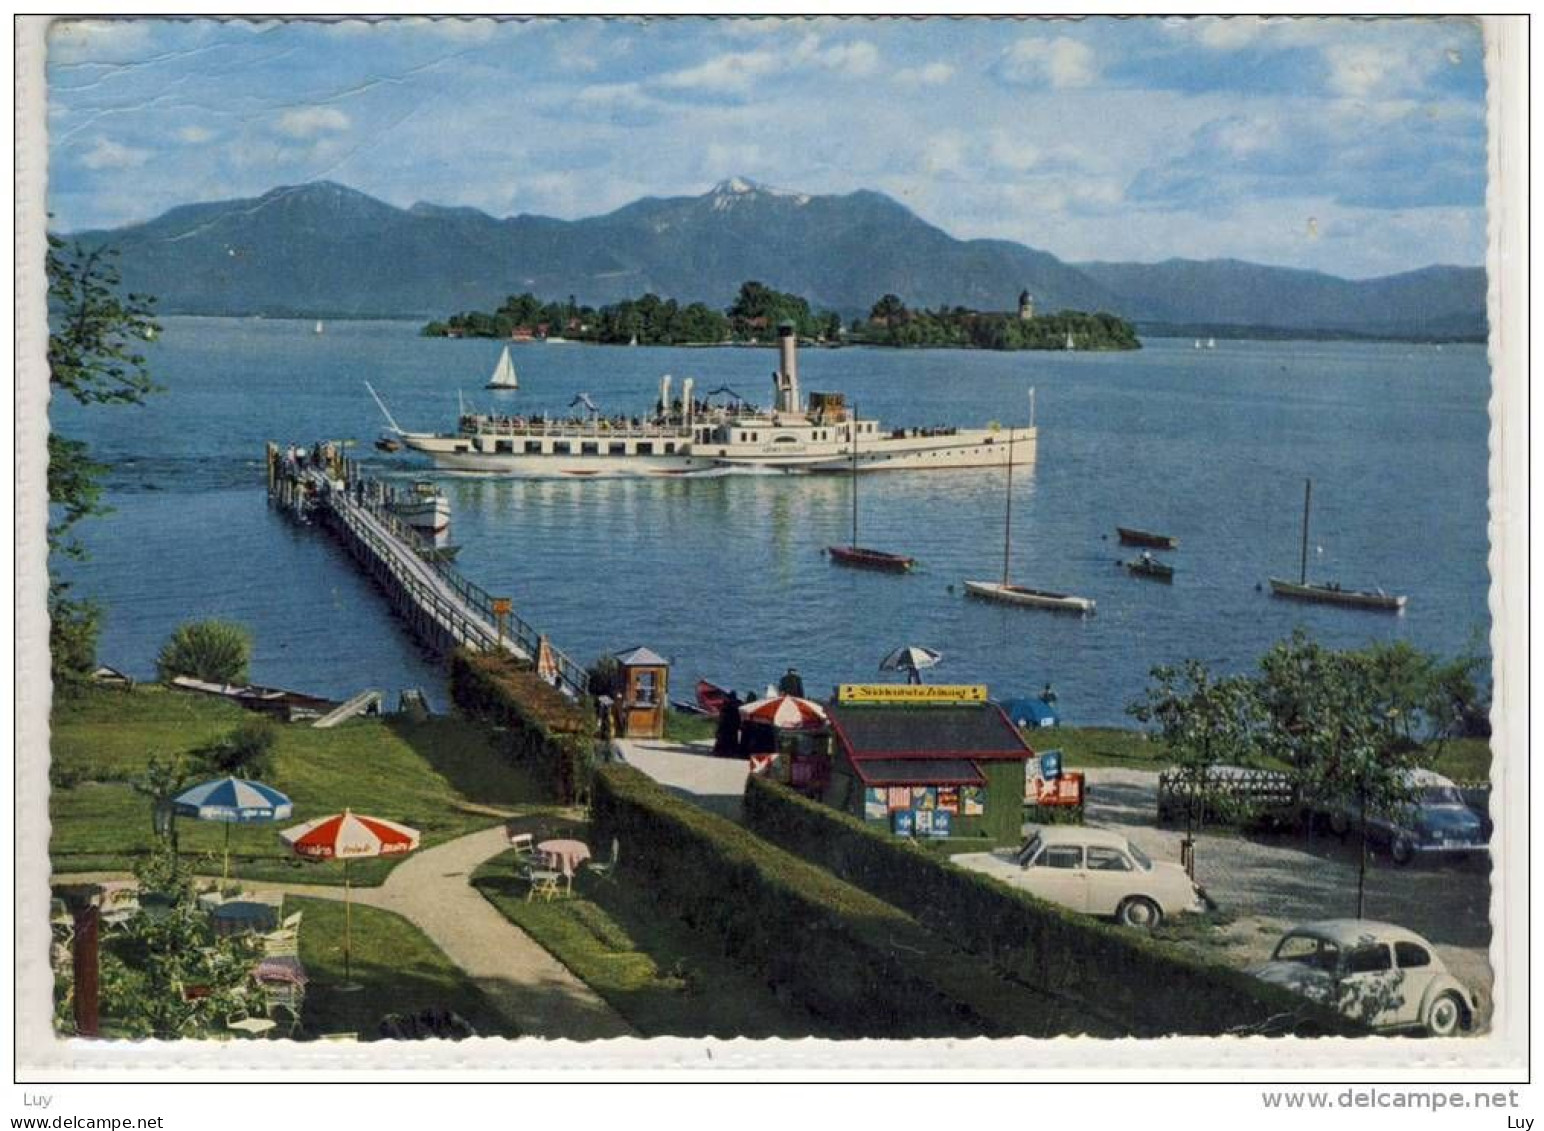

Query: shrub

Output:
[591, 764, 1116, 1038]
[743, 775, 1357, 1037]
[449, 649, 596, 803]
[193, 715, 279, 780]
[156, 619, 252, 685]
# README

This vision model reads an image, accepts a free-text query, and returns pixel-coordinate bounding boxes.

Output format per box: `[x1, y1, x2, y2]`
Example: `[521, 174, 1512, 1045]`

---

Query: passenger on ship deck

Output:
[778, 667, 805, 697]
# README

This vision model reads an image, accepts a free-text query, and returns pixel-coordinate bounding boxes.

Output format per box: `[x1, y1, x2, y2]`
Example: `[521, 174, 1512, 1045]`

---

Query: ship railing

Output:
[326, 483, 589, 698]
[466, 420, 694, 440]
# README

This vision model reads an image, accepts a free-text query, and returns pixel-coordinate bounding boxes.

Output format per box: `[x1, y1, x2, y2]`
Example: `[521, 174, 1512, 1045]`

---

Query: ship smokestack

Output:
[659, 374, 672, 418]
[681, 376, 695, 424]
[776, 322, 800, 414]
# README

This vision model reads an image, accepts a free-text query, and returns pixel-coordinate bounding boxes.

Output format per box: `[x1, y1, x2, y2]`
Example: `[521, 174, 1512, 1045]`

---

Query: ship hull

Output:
[401, 427, 1035, 478]
[1268, 578, 1406, 612]
[964, 580, 1095, 614]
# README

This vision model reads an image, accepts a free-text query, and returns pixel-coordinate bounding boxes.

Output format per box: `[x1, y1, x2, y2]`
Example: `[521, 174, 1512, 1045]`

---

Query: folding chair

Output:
[523, 866, 562, 903]
[587, 837, 621, 881]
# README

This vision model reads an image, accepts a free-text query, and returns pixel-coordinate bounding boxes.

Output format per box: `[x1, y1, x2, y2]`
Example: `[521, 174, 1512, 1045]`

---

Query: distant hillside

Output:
[66, 179, 1487, 339]
[1076, 258, 1486, 339]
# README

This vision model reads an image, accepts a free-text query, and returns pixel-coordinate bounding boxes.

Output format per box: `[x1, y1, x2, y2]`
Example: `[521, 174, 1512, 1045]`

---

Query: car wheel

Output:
[1328, 812, 1350, 838]
[1424, 992, 1465, 1037]
[1117, 896, 1162, 930]
[1391, 837, 1415, 866]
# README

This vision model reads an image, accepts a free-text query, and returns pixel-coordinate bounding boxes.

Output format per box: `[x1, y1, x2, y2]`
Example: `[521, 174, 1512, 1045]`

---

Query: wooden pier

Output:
[265, 442, 588, 698]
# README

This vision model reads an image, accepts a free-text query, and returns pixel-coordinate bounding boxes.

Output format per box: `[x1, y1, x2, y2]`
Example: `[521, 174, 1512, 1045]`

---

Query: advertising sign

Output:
[837, 684, 988, 703]
[1028, 771, 1085, 807]
[1039, 749, 1063, 780]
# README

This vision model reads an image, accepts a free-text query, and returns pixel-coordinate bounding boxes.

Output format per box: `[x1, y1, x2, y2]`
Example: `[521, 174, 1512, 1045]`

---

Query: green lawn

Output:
[1047, 725, 1491, 781]
[661, 709, 716, 745]
[290, 896, 516, 1040]
[50, 685, 560, 885]
[471, 848, 841, 1038]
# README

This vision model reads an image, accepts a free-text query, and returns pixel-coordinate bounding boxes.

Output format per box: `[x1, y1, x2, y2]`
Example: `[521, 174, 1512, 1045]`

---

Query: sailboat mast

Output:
[1002, 426, 1016, 586]
[1299, 478, 1312, 585]
[850, 404, 859, 550]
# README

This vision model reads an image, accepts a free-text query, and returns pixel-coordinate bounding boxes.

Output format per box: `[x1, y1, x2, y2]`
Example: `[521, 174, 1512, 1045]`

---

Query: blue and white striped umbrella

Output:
[172, 777, 294, 823]
[172, 777, 294, 883]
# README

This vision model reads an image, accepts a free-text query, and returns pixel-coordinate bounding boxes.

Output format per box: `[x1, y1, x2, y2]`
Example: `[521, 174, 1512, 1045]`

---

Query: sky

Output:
[43, 15, 1489, 278]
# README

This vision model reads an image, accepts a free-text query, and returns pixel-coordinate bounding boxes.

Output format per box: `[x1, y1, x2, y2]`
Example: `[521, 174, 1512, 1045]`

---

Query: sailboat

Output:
[964, 394, 1095, 614]
[826, 402, 915, 573]
[1206, 337, 1217, 350]
[1064, 330, 1076, 351]
[1268, 479, 1406, 611]
[485, 346, 519, 391]
[314, 320, 324, 335]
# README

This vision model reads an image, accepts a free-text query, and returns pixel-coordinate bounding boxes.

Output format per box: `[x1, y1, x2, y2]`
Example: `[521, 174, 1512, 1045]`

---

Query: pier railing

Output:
[268, 445, 589, 699]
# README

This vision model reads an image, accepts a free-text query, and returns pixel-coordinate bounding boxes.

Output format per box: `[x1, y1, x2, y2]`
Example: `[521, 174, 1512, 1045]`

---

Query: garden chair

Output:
[587, 837, 620, 881]
[509, 832, 535, 858]
[523, 864, 562, 903]
[264, 982, 304, 1037]
[225, 1005, 278, 1038]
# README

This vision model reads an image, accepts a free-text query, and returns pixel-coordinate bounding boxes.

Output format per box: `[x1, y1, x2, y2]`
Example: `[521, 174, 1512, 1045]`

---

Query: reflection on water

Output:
[54, 320, 1490, 724]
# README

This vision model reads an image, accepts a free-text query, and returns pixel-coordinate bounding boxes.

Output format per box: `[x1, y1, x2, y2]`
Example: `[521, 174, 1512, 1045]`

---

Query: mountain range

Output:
[67, 179, 1487, 340]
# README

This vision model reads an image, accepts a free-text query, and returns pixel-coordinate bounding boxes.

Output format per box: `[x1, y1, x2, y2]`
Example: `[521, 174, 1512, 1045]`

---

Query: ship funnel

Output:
[776, 322, 800, 414]
[681, 376, 695, 424]
[659, 374, 672, 418]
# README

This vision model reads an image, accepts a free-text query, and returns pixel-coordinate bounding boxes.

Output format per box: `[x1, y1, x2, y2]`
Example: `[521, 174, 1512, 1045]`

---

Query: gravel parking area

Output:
[1077, 768, 1495, 1028]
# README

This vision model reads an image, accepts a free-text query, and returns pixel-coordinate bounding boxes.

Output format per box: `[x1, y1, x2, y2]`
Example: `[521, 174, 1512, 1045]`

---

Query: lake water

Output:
[52, 319, 1492, 724]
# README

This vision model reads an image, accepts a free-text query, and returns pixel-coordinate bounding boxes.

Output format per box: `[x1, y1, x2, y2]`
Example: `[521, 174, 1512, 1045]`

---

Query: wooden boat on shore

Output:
[964, 580, 1096, 613]
[1268, 578, 1405, 611]
[1117, 526, 1178, 550]
[827, 399, 915, 573]
[695, 679, 732, 716]
[1269, 479, 1406, 613]
[168, 676, 338, 722]
[1123, 555, 1174, 581]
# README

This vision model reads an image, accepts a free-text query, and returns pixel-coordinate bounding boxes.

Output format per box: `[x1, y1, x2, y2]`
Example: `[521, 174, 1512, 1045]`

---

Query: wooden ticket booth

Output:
[614, 646, 669, 738]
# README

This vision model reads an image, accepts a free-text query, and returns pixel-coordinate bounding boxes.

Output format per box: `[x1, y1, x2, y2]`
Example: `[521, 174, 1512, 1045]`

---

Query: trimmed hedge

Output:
[449, 649, 597, 803]
[591, 764, 1124, 1038]
[744, 775, 1357, 1037]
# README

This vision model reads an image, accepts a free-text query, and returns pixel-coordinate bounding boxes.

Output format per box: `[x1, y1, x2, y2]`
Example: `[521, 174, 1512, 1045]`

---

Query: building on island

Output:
[820, 685, 1035, 844]
[1018, 290, 1035, 320]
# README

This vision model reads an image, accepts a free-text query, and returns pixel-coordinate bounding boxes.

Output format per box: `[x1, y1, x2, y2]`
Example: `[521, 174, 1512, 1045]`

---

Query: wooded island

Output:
[422, 282, 1140, 351]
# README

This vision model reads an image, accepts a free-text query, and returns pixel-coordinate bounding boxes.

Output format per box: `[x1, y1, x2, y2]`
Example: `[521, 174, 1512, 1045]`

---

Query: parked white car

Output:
[1249, 920, 1476, 1036]
[955, 825, 1209, 928]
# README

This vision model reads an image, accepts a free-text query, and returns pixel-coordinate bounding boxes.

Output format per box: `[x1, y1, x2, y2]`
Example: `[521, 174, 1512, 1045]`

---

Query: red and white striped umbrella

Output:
[278, 809, 421, 989]
[738, 694, 829, 731]
[280, 809, 420, 860]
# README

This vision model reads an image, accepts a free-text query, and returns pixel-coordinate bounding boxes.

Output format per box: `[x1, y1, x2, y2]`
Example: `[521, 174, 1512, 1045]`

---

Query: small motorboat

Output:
[375, 435, 403, 453]
[963, 580, 1095, 614]
[1116, 526, 1178, 550]
[827, 545, 915, 573]
[1123, 555, 1174, 582]
[390, 480, 451, 534]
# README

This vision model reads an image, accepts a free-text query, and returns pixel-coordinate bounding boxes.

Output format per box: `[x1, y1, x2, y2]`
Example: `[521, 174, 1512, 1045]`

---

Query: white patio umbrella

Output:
[879, 645, 943, 681]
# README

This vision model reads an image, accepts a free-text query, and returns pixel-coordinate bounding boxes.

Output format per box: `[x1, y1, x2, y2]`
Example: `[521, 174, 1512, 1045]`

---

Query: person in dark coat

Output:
[778, 667, 805, 697]
[714, 691, 743, 757]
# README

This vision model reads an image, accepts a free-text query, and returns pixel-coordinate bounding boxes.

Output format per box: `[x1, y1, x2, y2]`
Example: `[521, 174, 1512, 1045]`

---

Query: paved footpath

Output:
[65, 827, 634, 1040]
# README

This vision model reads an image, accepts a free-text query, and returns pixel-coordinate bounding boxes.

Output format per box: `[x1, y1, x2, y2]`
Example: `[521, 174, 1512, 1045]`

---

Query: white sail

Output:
[485, 346, 519, 390]
[314, 320, 324, 335]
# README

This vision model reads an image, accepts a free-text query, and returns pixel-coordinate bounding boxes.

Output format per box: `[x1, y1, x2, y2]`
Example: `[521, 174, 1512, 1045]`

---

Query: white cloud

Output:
[80, 136, 150, 170]
[810, 39, 880, 77]
[1001, 37, 1097, 89]
[275, 106, 351, 138]
[920, 134, 968, 177]
[987, 132, 1040, 172]
[658, 49, 778, 92]
[176, 125, 216, 145]
[894, 61, 954, 87]
[1193, 16, 1265, 50]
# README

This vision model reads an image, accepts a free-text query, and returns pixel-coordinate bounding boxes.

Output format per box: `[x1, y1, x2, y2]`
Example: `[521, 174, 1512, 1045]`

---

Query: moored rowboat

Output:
[1268, 578, 1406, 612]
[1123, 556, 1174, 581]
[1116, 526, 1178, 550]
[827, 545, 915, 573]
[696, 679, 732, 716]
[964, 580, 1095, 614]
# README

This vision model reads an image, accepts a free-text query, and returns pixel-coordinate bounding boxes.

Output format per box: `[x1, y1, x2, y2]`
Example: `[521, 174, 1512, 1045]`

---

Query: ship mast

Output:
[1002, 425, 1016, 587]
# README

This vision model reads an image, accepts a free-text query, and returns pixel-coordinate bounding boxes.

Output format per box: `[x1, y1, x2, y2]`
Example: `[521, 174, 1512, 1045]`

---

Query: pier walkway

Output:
[266, 444, 587, 697]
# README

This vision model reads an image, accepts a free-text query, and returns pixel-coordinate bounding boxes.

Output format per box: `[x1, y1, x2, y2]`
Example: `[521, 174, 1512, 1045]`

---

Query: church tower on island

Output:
[1018, 290, 1035, 320]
